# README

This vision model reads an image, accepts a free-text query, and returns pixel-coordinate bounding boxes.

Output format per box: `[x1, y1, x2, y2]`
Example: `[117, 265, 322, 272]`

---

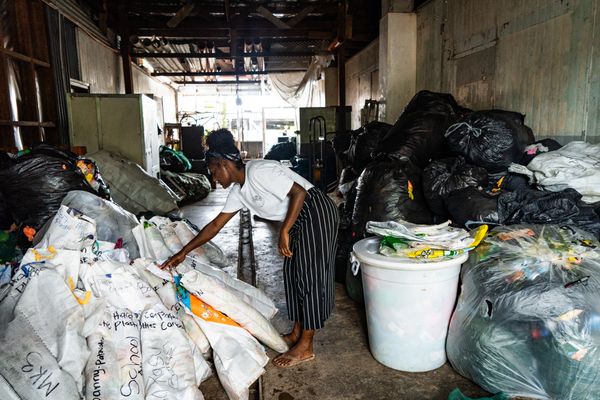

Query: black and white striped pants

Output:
[283, 187, 339, 330]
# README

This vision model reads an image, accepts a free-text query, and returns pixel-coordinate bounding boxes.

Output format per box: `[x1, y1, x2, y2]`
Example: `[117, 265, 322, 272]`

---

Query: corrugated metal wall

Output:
[416, 0, 600, 143]
[345, 39, 380, 129]
[77, 30, 178, 123]
[77, 30, 124, 94]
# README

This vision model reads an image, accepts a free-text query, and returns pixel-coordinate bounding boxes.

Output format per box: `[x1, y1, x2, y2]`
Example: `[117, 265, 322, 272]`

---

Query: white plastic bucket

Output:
[351, 237, 468, 372]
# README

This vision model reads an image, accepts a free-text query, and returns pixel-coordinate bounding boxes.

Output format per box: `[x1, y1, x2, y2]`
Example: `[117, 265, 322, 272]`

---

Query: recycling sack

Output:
[519, 141, 600, 203]
[0, 267, 88, 399]
[172, 220, 228, 267]
[178, 283, 268, 400]
[140, 305, 205, 400]
[448, 224, 600, 400]
[35, 205, 96, 252]
[161, 170, 211, 203]
[88, 150, 178, 215]
[84, 307, 145, 400]
[422, 157, 488, 217]
[445, 110, 534, 173]
[177, 258, 278, 320]
[60, 191, 140, 259]
[181, 270, 287, 353]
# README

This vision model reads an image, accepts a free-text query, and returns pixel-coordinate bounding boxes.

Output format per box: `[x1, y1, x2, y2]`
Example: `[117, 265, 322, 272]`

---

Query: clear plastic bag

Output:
[448, 224, 600, 399]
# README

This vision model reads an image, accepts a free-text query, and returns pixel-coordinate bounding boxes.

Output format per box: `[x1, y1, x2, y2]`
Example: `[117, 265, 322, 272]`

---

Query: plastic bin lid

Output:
[352, 237, 469, 271]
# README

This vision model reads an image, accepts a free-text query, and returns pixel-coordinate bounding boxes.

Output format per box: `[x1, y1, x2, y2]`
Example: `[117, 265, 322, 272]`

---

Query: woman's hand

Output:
[161, 250, 187, 269]
[278, 230, 293, 258]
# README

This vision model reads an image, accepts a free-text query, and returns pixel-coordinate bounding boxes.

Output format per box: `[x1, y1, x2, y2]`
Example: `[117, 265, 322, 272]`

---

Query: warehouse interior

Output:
[1, 0, 600, 399]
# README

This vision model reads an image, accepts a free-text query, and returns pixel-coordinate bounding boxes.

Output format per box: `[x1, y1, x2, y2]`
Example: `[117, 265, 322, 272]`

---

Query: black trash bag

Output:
[445, 110, 535, 173]
[335, 222, 354, 285]
[332, 131, 353, 164]
[27, 143, 79, 162]
[403, 90, 470, 117]
[0, 154, 95, 230]
[487, 172, 530, 193]
[376, 111, 456, 168]
[0, 192, 12, 230]
[519, 138, 563, 165]
[264, 142, 297, 161]
[0, 152, 15, 170]
[352, 158, 432, 238]
[347, 121, 392, 173]
[338, 167, 358, 201]
[422, 156, 488, 217]
[497, 188, 600, 239]
[445, 187, 500, 228]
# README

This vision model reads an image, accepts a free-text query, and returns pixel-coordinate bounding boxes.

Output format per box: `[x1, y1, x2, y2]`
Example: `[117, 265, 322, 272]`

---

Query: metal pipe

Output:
[243, 39, 253, 72]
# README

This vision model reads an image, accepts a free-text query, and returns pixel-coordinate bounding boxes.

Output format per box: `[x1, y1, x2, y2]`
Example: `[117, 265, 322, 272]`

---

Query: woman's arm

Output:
[278, 183, 307, 257]
[161, 211, 237, 269]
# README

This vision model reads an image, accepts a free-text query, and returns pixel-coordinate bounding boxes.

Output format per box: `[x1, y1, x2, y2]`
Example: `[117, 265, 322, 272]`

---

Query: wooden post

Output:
[119, 4, 133, 94]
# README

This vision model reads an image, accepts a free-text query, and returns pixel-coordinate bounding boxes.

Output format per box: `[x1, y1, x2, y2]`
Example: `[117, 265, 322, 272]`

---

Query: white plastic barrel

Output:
[351, 237, 468, 372]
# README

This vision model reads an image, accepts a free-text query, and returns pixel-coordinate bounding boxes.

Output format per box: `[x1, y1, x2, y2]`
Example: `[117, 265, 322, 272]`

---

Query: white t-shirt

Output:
[221, 160, 314, 221]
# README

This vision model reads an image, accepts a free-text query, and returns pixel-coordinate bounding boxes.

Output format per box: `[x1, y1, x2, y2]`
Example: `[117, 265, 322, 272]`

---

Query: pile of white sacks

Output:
[0, 191, 287, 400]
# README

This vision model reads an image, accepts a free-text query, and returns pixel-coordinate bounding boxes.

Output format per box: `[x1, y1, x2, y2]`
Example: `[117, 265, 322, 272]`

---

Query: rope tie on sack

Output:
[445, 122, 482, 138]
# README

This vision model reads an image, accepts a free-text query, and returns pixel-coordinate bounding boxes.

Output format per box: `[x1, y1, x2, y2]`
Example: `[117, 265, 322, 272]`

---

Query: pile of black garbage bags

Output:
[334, 90, 600, 290]
[0, 144, 110, 251]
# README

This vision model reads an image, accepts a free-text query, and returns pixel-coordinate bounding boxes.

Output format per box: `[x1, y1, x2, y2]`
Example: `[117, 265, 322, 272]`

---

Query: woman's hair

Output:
[206, 128, 243, 168]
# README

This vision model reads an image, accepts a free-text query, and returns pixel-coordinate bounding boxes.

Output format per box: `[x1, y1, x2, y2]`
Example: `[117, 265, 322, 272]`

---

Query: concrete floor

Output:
[182, 188, 491, 400]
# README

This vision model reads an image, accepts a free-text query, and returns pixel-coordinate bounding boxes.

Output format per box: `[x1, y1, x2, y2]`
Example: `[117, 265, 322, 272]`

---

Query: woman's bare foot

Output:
[282, 321, 302, 347]
[273, 328, 315, 368]
[273, 343, 315, 368]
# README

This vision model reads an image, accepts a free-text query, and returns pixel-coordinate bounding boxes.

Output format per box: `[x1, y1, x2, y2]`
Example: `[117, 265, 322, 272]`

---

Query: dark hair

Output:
[206, 128, 243, 168]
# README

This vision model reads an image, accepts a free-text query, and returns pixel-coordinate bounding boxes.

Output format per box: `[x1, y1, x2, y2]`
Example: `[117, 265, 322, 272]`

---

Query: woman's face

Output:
[208, 159, 233, 188]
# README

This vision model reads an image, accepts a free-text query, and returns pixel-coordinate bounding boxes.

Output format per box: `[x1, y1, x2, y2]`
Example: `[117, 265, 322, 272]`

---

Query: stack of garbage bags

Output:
[0, 144, 110, 233]
[334, 91, 465, 295]
[0, 191, 286, 400]
[448, 224, 600, 399]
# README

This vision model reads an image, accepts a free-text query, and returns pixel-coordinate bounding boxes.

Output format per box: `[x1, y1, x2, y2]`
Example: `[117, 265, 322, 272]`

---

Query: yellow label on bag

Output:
[67, 277, 91, 305]
[408, 180, 414, 200]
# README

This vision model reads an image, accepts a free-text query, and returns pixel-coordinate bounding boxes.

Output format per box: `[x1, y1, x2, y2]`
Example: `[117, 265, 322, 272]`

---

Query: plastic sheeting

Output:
[88, 150, 178, 215]
[448, 224, 600, 400]
[515, 141, 600, 203]
[60, 191, 140, 259]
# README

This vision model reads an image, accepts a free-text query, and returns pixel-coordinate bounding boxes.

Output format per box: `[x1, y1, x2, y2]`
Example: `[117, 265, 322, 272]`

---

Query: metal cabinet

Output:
[67, 94, 160, 176]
